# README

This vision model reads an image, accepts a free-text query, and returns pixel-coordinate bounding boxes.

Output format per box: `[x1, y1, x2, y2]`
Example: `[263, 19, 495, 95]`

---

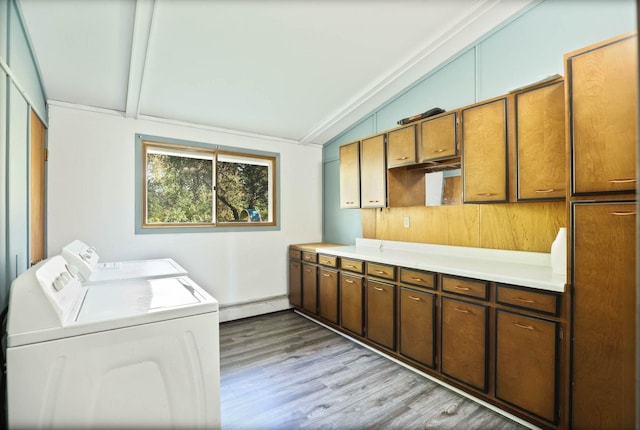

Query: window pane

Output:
[216, 157, 270, 223]
[146, 151, 213, 223]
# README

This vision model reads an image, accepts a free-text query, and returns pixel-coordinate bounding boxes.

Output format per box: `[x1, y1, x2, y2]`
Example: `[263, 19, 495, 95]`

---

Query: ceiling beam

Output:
[125, 0, 156, 118]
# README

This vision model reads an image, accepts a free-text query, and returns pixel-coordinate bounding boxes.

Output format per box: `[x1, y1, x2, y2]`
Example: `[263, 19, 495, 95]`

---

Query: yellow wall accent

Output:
[362, 201, 565, 252]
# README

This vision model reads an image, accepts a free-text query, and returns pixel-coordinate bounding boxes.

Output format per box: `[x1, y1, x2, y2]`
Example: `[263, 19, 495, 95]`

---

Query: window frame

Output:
[135, 134, 280, 234]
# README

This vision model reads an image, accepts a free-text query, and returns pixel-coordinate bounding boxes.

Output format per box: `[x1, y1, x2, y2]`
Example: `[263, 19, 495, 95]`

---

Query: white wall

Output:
[46, 105, 323, 320]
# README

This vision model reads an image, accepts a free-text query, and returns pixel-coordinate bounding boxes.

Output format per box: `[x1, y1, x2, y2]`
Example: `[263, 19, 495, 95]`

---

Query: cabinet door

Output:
[360, 134, 386, 208]
[340, 274, 364, 336]
[572, 201, 636, 429]
[496, 310, 557, 423]
[339, 142, 360, 208]
[400, 287, 435, 368]
[420, 112, 458, 162]
[302, 263, 317, 314]
[387, 125, 417, 168]
[318, 268, 339, 324]
[366, 280, 395, 350]
[288, 259, 302, 308]
[462, 98, 508, 203]
[441, 297, 488, 392]
[568, 33, 638, 195]
[516, 81, 566, 200]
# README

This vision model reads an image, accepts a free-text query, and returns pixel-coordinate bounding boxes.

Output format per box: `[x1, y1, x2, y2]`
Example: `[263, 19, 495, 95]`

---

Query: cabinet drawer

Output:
[496, 284, 559, 316]
[302, 252, 317, 263]
[442, 276, 488, 300]
[367, 262, 396, 281]
[289, 249, 301, 260]
[318, 254, 338, 268]
[400, 268, 435, 289]
[340, 258, 363, 273]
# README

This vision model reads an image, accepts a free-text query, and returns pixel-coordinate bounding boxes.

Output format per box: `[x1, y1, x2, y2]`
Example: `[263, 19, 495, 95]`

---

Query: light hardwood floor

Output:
[220, 310, 527, 430]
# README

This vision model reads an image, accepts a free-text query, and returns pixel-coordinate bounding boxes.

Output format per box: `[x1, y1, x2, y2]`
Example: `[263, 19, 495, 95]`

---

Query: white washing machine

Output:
[61, 239, 188, 284]
[6, 255, 220, 429]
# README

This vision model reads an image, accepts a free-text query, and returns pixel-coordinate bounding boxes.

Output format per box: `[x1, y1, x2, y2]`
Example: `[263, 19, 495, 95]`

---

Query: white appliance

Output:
[61, 240, 188, 284]
[6, 255, 220, 429]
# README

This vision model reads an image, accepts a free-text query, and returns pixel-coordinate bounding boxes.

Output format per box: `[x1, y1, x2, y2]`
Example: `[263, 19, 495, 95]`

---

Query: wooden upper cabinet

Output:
[387, 124, 417, 168]
[462, 97, 509, 203]
[360, 134, 387, 208]
[420, 111, 458, 162]
[515, 80, 566, 201]
[339, 141, 360, 208]
[567, 32, 638, 195]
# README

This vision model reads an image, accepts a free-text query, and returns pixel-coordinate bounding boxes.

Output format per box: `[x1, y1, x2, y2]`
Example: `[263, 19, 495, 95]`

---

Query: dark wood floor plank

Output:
[219, 310, 527, 430]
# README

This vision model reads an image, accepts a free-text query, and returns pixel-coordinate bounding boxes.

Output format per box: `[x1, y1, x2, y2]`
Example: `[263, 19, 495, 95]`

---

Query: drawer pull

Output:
[322, 273, 331, 277]
[410, 277, 424, 282]
[534, 188, 556, 193]
[397, 156, 409, 160]
[433, 148, 446, 153]
[409, 295, 421, 301]
[345, 264, 356, 269]
[321, 260, 332, 264]
[345, 201, 355, 204]
[454, 307, 470, 314]
[476, 192, 496, 196]
[514, 322, 535, 330]
[608, 177, 637, 183]
[305, 268, 313, 273]
[368, 200, 380, 203]
[374, 270, 387, 275]
[454, 285, 471, 291]
[373, 286, 384, 292]
[515, 297, 535, 304]
[345, 279, 355, 284]
[608, 210, 637, 216]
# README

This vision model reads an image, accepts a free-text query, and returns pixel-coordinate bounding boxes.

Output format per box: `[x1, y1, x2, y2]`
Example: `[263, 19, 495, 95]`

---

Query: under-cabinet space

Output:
[340, 273, 365, 336]
[441, 297, 489, 392]
[366, 280, 396, 350]
[495, 309, 558, 423]
[399, 287, 436, 368]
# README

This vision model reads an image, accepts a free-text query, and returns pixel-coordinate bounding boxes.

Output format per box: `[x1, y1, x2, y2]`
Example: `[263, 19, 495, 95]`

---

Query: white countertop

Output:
[316, 238, 566, 293]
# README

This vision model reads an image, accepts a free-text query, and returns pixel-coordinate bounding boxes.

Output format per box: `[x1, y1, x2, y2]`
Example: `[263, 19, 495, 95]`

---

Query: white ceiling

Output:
[18, 0, 534, 145]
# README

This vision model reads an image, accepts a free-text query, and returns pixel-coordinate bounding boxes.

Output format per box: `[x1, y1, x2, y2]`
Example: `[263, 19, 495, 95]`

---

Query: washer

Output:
[61, 239, 188, 284]
[6, 255, 220, 429]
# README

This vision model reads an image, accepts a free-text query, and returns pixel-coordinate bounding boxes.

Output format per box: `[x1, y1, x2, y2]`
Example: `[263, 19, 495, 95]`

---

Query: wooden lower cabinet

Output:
[399, 287, 435, 368]
[318, 268, 339, 324]
[496, 310, 558, 423]
[288, 259, 302, 308]
[571, 201, 636, 429]
[366, 280, 395, 350]
[340, 273, 364, 336]
[441, 297, 489, 392]
[302, 263, 317, 314]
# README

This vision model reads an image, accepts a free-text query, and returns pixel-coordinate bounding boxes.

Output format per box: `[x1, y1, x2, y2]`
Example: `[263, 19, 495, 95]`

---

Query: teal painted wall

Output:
[322, 0, 636, 245]
[1, 0, 48, 310]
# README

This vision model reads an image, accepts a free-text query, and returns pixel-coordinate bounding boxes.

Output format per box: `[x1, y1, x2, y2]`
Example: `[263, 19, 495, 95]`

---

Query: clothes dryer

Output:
[6, 255, 220, 429]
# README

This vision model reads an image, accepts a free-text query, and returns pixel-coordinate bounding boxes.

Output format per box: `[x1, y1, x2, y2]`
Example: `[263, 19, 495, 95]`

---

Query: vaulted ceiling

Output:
[18, 0, 534, 145]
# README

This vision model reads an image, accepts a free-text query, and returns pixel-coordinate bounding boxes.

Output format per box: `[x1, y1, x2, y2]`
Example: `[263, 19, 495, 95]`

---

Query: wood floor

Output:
[219, 310, 527, 430]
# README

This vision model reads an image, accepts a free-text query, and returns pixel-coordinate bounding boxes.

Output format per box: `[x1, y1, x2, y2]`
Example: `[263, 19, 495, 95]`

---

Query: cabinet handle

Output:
[454, 285, 471, 291]
[345, 201, 355, 204]
[515, 297, 535, 304]
[432, 148, 446, 153]
[373, 286, 384, 292]
[534, 188, 556, 193]
[410, 277, 423, 282]
[608, 177, 637, 184]
[305, 268, 313, 273]
[397, 156, 409, 160]
[321, 260, 331, 264]
[475, 192, 496, 196]
[454, 307, 470, 314]
[322, 273, 331, 277]
[345, 264, 356, 268]
[608, 210, 637, 216]
[514, 322, 535, 330]
[409, 295, 421, 301]
[374, 270, 387, 275]
[345, 279, 355, 284]
[368, 200, 380, 203]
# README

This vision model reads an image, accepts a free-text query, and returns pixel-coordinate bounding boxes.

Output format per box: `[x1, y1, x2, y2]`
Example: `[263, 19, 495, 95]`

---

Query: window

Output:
[136, 135, 279, 232]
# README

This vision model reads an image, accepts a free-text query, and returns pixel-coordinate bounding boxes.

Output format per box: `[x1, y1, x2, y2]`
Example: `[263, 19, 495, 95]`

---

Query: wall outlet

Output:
[403, 216, 410, 228]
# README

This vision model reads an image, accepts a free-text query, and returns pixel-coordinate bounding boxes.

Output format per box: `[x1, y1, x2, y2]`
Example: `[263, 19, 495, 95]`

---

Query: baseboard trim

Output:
[294, 310, 541, 430]
[219, 295, 291, 322]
